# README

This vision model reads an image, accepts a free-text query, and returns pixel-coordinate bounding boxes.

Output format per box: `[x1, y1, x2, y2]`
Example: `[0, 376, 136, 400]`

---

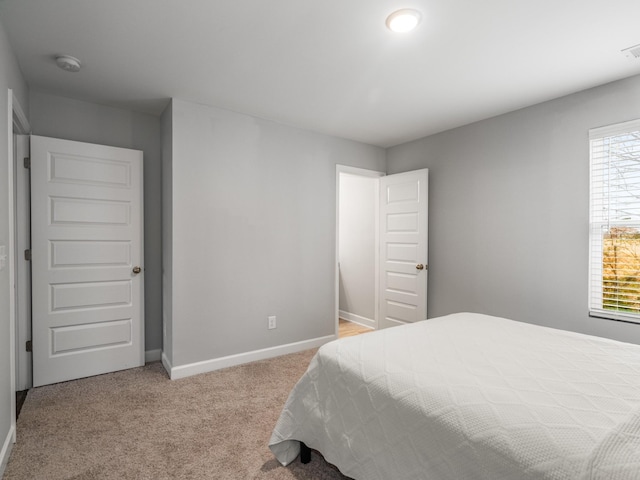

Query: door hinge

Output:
[23, 157, 30, 169]
[24, 249, 31, 261]
[25, 340, 32, 352]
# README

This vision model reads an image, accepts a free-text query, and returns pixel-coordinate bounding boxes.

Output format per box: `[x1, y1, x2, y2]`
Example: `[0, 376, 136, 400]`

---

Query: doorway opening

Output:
[335, 166, 430, 338]
[335, 165, 384, 338]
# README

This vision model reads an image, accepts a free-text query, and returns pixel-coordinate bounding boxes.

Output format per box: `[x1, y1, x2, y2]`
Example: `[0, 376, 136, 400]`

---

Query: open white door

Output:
[31, 135, 144, 387]
[379, 169, 428, 329]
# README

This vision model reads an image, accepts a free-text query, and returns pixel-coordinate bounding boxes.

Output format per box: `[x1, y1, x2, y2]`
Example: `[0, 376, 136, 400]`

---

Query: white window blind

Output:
[589, 119, 640, 323]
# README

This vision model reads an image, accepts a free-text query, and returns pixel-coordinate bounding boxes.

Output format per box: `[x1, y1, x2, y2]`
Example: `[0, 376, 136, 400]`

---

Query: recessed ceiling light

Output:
[55, 55, 82, 73]
[386, 9, 421, 33]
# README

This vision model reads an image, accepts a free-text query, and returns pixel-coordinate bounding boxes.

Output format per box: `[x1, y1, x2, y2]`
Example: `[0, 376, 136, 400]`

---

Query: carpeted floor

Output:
[3, 349, 351, 480]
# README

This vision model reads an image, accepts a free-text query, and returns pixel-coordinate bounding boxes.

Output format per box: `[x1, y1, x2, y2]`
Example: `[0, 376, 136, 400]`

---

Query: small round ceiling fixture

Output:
[55, 55, 82, 73]
[386, 9, 421, 33]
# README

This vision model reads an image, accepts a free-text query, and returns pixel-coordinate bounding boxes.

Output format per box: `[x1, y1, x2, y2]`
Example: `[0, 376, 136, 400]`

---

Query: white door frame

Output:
[335, 165, 385, 338]
[7, 90, 30, 449]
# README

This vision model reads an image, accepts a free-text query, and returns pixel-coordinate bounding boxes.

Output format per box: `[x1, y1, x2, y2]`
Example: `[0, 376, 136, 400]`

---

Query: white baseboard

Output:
[166, 334, 336, 380]
[145, 349, 162, 363]
[339, 310, 376, 329]
[161, 351, 173, 377]
[0, 425, 15, 478]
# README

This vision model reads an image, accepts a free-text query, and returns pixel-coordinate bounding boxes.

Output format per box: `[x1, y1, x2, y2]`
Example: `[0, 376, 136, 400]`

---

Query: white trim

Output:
[0, 424, 15, 478]
[11, 92, 30, 134]
[7, 91, 16, 447]
[589, 118, 640, 139]
[145, 349, 162, 363]
[166, 335, 335, 380]
[339, 310, 376, 330]
[589, 310, 640, 324]
[373, 175, 381, 329]
[7, 91, 29, 454]
[335, 164, 385, 338]
[336, 165, 386, 177]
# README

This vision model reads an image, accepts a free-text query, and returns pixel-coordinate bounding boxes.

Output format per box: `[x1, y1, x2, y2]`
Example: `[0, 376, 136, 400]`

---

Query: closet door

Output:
[31, 135, 144, 386]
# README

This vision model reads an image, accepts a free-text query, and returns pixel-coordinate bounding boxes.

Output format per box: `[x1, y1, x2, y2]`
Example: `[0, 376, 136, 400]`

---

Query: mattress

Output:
[269, 313, 640, 480]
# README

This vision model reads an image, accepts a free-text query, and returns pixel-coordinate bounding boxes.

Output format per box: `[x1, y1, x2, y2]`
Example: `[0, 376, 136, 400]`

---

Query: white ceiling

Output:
[1, 0, 640, 147]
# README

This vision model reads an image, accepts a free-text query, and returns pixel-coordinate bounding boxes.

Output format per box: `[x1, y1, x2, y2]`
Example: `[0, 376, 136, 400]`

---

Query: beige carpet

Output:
[3, 349, 351, 480]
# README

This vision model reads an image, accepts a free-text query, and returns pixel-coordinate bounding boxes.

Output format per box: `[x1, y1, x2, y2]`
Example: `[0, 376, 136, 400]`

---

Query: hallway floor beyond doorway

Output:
[339, 319, 373, 338]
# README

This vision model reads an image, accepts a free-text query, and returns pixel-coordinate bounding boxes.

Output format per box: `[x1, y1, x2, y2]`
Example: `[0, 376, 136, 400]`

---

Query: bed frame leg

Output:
[300, 442, 311, 464]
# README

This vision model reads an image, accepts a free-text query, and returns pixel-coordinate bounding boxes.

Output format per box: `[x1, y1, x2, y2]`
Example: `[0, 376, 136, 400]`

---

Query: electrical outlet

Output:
[0, 245, 6, 272]
[268, 315, 277, 330]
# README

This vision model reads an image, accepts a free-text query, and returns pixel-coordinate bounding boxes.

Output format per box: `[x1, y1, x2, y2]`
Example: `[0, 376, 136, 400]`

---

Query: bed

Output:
[269, 312, 640, 480]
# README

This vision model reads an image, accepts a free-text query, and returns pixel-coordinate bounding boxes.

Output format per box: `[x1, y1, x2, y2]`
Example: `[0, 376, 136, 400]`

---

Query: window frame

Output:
[588, 118, 640, 324]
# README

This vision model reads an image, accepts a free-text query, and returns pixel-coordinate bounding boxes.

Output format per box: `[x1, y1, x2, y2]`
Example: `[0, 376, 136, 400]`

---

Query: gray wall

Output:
[167, 99, 386, 367]
[338, 173, 377, 323]
[0, 19, 29, 472]
[161, 101, 173, 361]
[29, 92, 163, 353]
[387, 73, 640, 345]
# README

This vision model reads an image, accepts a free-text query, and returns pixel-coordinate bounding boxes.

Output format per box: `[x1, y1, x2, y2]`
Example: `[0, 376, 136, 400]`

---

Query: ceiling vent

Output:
[622, 44, 640, 60]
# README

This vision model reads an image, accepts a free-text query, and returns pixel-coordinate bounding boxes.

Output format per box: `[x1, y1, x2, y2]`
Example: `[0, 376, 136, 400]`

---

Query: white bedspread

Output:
[269, 313, 640, 480]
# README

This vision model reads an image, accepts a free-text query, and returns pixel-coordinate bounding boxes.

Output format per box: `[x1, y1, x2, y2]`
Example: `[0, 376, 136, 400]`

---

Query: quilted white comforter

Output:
[269, 313, 640, 480]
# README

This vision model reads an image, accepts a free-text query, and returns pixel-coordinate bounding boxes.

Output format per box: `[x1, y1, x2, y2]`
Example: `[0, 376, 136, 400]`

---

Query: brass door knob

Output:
[416, 264, 424, 270]
[132, 266, 142, 274]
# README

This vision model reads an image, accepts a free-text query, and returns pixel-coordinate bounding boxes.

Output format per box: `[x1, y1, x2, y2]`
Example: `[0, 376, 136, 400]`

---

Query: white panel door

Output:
[31, 135, 144, 387]
[379, 169, 428, 329]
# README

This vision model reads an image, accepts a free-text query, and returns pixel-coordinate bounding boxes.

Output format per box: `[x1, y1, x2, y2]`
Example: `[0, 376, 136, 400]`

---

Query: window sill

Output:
[589, 311, 640, 325]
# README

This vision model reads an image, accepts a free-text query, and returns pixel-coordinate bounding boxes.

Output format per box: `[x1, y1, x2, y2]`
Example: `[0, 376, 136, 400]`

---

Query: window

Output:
[589, 119, 640, 323]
